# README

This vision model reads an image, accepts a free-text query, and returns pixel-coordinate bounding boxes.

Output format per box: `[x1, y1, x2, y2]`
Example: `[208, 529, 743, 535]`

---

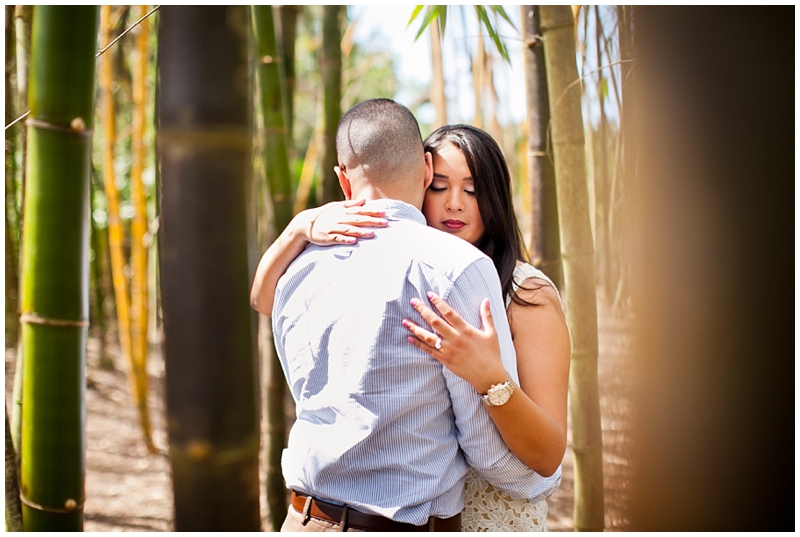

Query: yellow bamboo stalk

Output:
[100, 5, 132, 381]
[130, 5, 155, 453]
[430, 22, 447, 129]
[293, 105, 322, 215]
[472, 34, 484, 129]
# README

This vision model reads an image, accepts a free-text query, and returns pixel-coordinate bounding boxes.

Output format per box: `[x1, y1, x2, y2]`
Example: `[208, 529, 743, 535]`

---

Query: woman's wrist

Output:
[474, 367, 510, 395]
[289, 207, 320, 244]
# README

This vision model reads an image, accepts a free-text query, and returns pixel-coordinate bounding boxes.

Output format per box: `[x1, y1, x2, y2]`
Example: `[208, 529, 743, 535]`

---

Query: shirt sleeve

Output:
[441, 257, 550, 500]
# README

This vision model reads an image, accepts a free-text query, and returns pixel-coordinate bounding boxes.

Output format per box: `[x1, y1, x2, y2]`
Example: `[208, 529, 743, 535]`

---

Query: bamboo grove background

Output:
[4, 5, 794, 532]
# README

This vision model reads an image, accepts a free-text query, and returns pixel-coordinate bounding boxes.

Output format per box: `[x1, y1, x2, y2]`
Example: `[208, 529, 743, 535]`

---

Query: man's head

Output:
[335, 98, 433, 207]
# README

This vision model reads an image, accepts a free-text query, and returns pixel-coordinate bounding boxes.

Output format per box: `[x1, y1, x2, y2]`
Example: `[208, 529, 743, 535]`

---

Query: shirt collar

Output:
[363, 199, 426, 226]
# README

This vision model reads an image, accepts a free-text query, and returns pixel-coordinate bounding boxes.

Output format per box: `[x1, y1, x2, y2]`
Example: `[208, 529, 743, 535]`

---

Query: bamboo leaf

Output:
[407, 4, 424, 26]
[488, 5, 515, 30]
[436, 5, 447, 37]
[412, 6, 441, 42]
[475, 5, 510, 63]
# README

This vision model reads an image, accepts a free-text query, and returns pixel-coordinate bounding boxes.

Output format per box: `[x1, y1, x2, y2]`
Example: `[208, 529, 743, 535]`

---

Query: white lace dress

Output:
[461, 263, 565, 532]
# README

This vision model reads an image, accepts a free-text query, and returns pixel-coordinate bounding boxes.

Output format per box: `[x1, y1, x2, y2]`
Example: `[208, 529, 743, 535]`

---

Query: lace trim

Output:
[461, 469, 548, 532]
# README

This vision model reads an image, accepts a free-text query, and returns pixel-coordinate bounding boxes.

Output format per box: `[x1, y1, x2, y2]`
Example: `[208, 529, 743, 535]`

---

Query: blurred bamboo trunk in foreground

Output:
[19, 6, 98, 530]
[630, 6, 793, 531]
[158, 6, 261, 531]
[540, 5, 604, 532]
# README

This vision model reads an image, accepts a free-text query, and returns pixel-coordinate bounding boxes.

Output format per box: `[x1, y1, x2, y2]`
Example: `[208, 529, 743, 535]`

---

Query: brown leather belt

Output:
[290, 491, 462, 532]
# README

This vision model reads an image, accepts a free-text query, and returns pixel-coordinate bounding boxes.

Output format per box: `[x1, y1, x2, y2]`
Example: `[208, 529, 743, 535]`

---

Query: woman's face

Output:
[422, 143, 486, 246]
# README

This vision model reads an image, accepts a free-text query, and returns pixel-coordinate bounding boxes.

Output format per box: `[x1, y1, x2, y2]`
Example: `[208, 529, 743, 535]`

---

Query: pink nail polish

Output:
[402, 319, 409, 327]
[407, 337, 415, 343]
[426, 291, 435, 300]
[410, 298, 420, 307]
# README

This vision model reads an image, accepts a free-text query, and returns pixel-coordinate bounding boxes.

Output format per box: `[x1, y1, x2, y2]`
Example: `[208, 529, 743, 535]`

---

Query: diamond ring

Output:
[434, 338, 442, 351]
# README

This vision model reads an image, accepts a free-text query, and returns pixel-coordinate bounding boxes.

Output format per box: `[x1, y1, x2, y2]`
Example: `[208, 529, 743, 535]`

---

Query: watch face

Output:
[488, 387, 511, 406]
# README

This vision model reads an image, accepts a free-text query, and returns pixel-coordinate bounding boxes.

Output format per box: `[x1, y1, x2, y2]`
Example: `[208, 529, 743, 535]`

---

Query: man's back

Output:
[273, 200, 548, 525]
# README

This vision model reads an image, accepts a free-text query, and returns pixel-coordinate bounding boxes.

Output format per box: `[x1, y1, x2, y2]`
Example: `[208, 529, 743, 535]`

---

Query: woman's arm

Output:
[250, 200, 387, 316]
[403, 280, 570, 477]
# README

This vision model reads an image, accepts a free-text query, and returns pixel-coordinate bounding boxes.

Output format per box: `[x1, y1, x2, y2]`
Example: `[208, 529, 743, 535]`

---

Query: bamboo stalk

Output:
[130, 4, 155, 454]
[252, 5, 295, 529]
[540, 5, 605, 532]
[20, 6, 99, 530]
[320, 5, 343, 204]
[430, 21, 447, 129]
[158, 6, 261, 530]
[99, 5, 131, 373]
[521, 5, 562, 289]
[472, 32, 484, 128]
[293, 128, 320, 215]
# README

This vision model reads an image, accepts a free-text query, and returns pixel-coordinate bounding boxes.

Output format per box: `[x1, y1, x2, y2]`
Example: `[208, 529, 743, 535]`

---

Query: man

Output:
[270, 99, 547, 531]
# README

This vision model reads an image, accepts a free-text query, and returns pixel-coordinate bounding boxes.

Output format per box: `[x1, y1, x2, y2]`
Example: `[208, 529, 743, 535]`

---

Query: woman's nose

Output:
[445, 191, 464, 212]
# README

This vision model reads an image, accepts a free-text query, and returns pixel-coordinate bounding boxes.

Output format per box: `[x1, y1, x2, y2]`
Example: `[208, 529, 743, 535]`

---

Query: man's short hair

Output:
[335, 98, 424, 184]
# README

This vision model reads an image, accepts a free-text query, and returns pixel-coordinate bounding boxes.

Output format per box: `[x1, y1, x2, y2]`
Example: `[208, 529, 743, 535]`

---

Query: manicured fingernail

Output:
[407, 337, 415, 344]
[410, 298, 420, 307]
[367, 231, 375, 236]
[380, 220, 388, 225]
[427, 291, 436, 300]
[402, 319, 410, 327]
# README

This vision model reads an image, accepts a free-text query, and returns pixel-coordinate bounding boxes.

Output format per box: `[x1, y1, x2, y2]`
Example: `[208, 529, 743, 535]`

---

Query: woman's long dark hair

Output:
[424, 124, 538, 306]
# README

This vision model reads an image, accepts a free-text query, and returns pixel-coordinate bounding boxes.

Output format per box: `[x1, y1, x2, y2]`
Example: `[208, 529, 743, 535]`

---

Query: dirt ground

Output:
[4, 294, 634, 532]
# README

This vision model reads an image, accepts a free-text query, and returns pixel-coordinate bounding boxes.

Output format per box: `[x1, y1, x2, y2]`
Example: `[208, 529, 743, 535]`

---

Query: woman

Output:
[251, 125, 570, 532]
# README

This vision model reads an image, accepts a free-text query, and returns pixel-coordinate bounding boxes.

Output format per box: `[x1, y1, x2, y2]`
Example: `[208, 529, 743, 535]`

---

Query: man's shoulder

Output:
[396, 222, 491, 274]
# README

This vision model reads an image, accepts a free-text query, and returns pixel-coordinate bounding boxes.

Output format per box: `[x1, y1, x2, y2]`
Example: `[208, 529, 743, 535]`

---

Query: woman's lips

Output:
[443, 220, 466, 230]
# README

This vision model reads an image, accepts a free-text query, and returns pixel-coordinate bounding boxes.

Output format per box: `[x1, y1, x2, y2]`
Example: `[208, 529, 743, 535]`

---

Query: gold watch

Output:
[480, 374, 516, 407]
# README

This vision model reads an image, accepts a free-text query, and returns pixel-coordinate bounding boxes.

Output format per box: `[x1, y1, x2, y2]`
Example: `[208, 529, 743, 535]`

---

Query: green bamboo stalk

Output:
[89, 172, 112, 369]
[252, 5, 293, 530]
[540, 5, 605, 532]
[19, 6, 98, 531]
[158, 6, 261, 531]
[11, 8, 32, 456]
[274, 5, 300, 155]
[319, 5, 343, 204]
[521, 5, 562, 290]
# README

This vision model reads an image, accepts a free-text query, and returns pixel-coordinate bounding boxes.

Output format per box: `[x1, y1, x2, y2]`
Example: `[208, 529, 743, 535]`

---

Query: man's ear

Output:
[335, 166, 352, 200]
[423, 152, 434, 191]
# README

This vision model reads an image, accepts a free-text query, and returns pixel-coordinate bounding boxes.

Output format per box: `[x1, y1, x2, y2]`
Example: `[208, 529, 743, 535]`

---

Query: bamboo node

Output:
[70, 117, 86, 133]
[19, 491, 84, 514]
[186, 439, 212, 462]
[26, 117, 93, 137]
[20, 313, 89, 328]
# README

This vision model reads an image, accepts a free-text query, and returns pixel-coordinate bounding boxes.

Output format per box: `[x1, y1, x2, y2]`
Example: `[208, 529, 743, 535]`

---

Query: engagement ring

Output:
[434, 338, 442, 351]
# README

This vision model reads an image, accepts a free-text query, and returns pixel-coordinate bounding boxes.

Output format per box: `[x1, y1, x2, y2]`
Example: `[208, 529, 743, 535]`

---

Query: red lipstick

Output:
[443, 220, 465, 230]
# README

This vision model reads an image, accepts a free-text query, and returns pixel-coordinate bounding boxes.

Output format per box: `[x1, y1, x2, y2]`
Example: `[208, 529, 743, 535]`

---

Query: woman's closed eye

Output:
[429, 184, 476, 196]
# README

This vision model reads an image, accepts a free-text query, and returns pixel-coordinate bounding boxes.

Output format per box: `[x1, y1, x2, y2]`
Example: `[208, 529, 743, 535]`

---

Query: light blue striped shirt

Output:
[272, 199, 554, 525]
